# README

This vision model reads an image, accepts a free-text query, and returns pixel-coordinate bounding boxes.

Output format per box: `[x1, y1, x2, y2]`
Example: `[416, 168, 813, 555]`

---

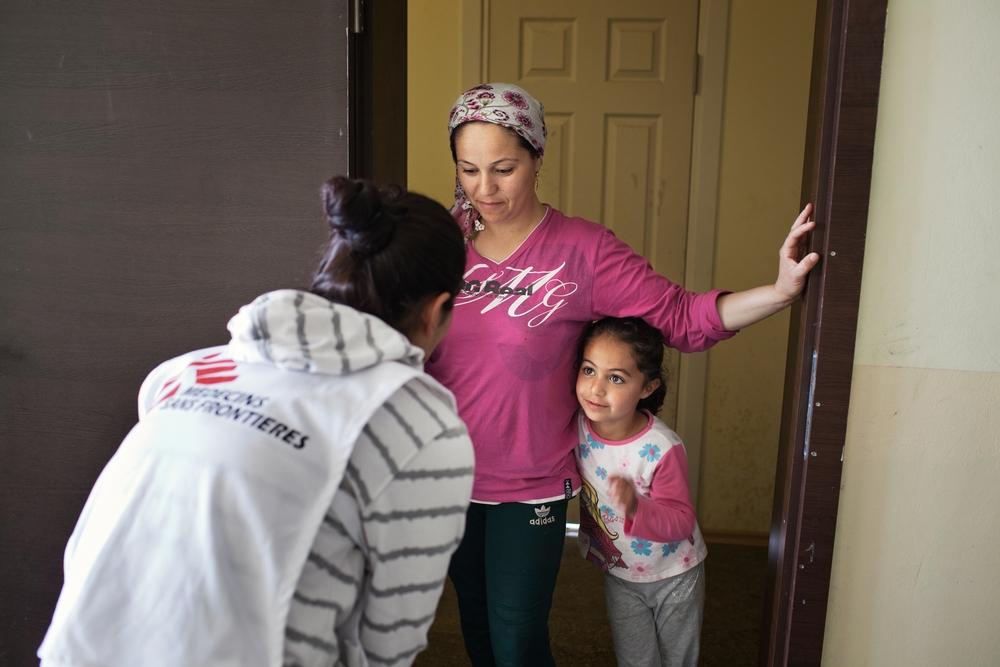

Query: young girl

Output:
[575, 316, 707, 667]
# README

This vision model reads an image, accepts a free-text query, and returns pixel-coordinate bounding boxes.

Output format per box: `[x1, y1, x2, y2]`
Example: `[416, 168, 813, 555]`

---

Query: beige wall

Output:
[823, 1, 1000, 664]
[407, 0, 463, 207]
[697, 0, 816, 534]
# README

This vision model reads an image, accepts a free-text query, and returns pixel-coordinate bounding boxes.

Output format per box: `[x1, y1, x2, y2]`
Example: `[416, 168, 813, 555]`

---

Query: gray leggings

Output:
[604, 561, 705, 667]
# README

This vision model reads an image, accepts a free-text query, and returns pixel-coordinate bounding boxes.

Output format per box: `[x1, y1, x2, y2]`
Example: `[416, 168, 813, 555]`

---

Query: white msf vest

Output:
[39, 345, 423, 667]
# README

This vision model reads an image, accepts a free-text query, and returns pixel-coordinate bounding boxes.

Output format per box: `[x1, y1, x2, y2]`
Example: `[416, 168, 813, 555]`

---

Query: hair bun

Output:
[321, 175, 397, 256]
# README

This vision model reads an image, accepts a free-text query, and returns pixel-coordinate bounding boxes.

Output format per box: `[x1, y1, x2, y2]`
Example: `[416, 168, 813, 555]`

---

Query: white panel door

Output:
[487, 0, 699, 426]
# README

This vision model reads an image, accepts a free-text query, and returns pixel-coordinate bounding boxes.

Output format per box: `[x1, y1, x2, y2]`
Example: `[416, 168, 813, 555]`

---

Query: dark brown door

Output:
[0, 1, 351, 662]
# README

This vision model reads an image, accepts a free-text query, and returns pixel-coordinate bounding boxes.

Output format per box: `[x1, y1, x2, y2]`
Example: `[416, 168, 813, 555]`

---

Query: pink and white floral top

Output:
[575, 411, 707, 582]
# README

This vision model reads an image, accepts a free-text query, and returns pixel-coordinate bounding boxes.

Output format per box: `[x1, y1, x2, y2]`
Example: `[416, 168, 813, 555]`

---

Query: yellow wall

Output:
[410, 1, 817, 537]
[823, 1, 1000, 664]
[697, 0, 816, 534]
[407, 0, 463, 207]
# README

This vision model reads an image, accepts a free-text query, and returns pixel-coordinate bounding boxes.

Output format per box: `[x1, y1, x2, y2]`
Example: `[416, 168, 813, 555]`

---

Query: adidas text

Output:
[530, 516, 557, 526]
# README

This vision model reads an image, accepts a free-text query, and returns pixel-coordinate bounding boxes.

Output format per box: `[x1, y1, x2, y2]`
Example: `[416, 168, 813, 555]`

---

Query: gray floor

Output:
[415, 540, 767, 666]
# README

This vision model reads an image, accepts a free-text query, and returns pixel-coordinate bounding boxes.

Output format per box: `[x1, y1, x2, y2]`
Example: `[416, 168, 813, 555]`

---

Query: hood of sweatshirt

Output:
[226, 289, 424, 376]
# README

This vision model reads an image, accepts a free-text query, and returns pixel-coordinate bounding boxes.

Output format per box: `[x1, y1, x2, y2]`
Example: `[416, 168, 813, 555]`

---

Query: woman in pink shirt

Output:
[425, 83, 819, 666]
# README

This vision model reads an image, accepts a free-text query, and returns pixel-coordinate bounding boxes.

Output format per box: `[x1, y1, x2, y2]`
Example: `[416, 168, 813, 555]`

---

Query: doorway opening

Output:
[407, 1, 816, 664]
[406, 0, 889, 664]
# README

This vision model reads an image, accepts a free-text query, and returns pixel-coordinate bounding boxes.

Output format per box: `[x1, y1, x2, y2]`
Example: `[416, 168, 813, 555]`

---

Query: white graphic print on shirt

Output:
[456, 262, 579, 328]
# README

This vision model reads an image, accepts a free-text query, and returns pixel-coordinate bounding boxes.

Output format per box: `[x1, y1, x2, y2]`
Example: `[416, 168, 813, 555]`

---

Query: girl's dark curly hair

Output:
[577, 316, 667, 414]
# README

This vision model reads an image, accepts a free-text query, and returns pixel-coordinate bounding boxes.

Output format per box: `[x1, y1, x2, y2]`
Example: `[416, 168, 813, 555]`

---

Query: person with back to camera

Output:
[424, 82, 820, 666]
[575, 316, 707, 667]
[38, 176, 474, 667]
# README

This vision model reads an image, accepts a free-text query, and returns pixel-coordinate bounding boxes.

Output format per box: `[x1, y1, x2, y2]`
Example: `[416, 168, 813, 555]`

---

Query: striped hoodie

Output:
[39, 290, 474, 667]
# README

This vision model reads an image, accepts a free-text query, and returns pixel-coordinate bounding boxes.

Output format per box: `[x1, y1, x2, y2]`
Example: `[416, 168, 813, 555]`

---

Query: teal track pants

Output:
[448, 499, 569, 667]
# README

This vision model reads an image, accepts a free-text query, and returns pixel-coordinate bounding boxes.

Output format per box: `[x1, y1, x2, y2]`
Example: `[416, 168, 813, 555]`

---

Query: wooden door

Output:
[0, 1, 352, 663]
[486, 0, 699, 427]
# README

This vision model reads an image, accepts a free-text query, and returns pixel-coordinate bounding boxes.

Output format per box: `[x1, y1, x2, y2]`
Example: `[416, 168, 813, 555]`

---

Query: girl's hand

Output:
[774, 203, 821, 301]
[608, 475, 638, 520]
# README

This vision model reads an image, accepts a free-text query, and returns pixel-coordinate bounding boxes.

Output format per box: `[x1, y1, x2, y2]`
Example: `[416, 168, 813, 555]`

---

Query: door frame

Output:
[762, 0, 888, 664]
[675, 0, 730, 507]
[403, 0, 889, 663]
[351, 0, 408, 183]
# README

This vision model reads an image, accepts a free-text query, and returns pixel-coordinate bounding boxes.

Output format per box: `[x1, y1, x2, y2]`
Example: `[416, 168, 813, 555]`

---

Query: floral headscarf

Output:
[448, 83, 547, 239]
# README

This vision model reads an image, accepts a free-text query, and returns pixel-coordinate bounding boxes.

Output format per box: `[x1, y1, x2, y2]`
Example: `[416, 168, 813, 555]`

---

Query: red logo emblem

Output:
[155, 352, 238, 404]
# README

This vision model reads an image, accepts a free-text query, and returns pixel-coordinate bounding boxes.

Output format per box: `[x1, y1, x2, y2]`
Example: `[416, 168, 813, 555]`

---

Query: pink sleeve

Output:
[623, 446, 697, 543]
[591, 228, 736, 352]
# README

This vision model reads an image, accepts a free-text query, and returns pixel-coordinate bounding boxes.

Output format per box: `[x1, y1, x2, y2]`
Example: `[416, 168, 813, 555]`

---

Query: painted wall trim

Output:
[676, 0, 730, 509]
[460, 0, 486, 87]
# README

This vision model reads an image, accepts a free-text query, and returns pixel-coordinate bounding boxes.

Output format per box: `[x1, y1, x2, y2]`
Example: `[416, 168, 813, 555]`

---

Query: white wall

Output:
[823, 1, 1000, 664]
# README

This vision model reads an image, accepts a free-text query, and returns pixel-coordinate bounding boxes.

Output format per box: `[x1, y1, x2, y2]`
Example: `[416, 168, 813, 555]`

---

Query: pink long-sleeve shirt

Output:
[426, 207, 734, 502]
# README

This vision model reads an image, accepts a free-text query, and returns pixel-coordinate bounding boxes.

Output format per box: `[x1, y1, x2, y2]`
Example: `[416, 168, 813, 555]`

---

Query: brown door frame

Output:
[762, 0, 889, 664]
[351, 0, 408, 184]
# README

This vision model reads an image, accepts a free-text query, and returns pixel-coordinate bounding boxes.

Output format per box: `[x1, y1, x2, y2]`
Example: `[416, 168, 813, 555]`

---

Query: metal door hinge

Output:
[352, 0, 365, 34]
[693, 53, 702, 96]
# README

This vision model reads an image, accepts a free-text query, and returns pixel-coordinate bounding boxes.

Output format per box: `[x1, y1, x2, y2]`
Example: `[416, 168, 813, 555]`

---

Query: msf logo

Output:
[530, 504, 556, 527]
[154, 352, 238, 406]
